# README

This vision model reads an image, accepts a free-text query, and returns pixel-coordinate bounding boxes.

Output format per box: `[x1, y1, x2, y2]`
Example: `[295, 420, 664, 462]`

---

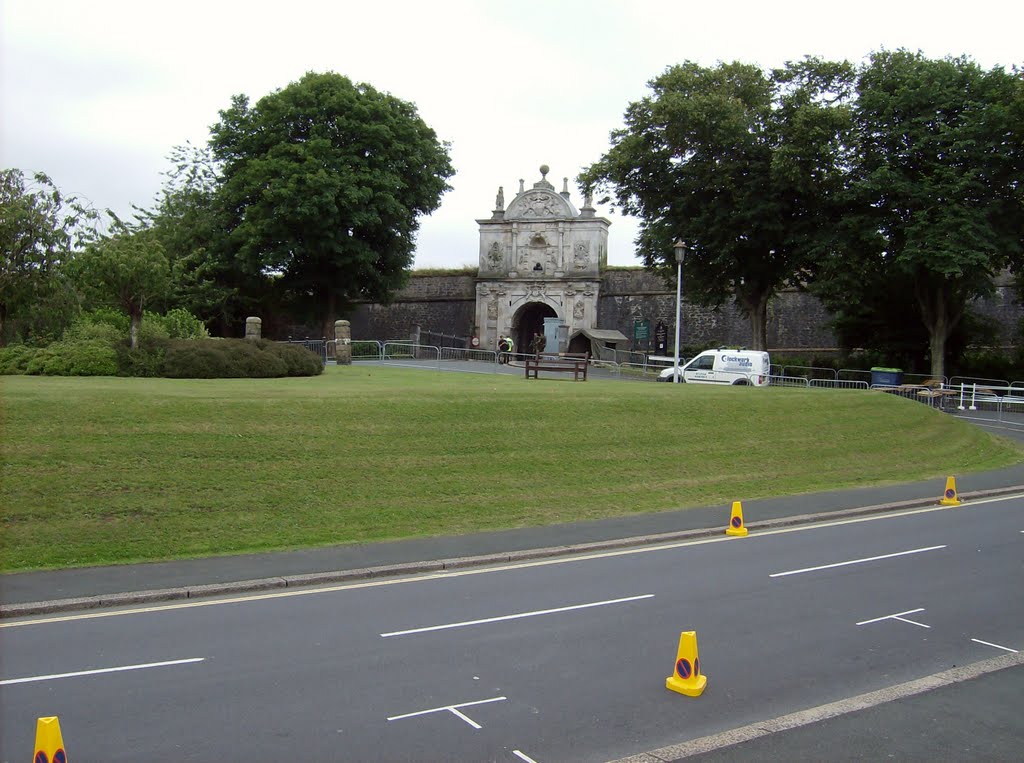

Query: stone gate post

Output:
[245, 316, 262, 341]
[334, 320, 352, 365]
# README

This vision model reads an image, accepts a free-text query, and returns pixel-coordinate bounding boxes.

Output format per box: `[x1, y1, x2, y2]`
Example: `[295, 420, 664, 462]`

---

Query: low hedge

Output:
[0, 338, 324, 378]
[157, 338, 323, 378]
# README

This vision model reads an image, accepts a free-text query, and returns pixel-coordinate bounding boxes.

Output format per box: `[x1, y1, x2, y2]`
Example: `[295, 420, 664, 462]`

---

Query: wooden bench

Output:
[524, 352, 590, 381]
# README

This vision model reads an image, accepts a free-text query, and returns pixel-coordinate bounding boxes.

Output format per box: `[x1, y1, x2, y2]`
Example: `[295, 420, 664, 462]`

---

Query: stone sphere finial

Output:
[539, 164, 549, 178]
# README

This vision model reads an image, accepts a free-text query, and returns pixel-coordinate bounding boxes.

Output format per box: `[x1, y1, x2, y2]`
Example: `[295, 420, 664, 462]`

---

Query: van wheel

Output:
[733, 379, 748, 386]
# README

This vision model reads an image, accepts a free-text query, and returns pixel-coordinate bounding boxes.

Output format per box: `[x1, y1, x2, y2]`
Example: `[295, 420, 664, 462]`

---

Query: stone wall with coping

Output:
[343, 269, 1021, 351]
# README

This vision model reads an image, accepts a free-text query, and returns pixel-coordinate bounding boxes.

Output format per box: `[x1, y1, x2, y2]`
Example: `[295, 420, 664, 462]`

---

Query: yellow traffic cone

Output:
[939, 476, 961, 506]
[725, 501, 748, 537]
[665, 631, 707, 697]
[33, 716, 67, 763]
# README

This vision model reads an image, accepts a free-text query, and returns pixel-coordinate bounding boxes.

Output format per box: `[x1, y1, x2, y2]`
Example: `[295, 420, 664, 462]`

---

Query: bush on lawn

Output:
[0, 344, 38, 374]
[261, 341, 326, 377]
[159, 338, 322, 378]
[24, 339, 118, 376]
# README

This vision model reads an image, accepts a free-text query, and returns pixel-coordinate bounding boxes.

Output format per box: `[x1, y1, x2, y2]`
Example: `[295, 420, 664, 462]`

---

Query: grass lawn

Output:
[2, 365, 1021, 572]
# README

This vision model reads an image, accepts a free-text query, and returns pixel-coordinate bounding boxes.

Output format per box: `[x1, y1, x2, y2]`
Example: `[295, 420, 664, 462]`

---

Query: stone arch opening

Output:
[513, 301, 557, 354]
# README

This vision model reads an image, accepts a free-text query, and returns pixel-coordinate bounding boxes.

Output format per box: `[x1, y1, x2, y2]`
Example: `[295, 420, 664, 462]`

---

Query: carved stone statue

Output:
[573, 241, 590, 270]
[487, 241, 503, 268]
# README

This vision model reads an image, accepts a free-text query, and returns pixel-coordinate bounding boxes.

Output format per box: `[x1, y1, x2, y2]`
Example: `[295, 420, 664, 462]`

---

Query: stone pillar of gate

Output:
[334, 320, 352, 365]
[245, 316, 261, 341]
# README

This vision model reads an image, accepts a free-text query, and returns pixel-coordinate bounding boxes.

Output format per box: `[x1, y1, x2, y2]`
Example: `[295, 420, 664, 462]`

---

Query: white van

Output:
[657, 348, 771, 386]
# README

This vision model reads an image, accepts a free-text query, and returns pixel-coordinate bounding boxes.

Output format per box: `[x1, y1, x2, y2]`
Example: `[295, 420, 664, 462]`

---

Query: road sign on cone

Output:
[725, 501, 748, 537]
[33, 716, 67, 763]
[665, 630, 707, 697]
[939, 476, 961, 506]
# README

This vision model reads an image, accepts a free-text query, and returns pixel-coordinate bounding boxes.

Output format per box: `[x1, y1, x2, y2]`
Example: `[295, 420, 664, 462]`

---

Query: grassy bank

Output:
[2, 366, 1020, 571]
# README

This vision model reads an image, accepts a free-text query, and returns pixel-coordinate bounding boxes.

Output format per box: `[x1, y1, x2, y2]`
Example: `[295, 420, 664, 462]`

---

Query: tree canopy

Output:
[0, 169, 100, 344]
[69, 226, 170, 349]
[138, 142, 257, 337]
[209, 71, 455, 337]
[579, 58, 856, 350]
[816, 50, 1024, 379]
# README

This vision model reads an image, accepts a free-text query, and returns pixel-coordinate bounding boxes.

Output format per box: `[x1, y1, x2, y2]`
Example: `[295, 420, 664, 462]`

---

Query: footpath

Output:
[4, 462, 1024, 761]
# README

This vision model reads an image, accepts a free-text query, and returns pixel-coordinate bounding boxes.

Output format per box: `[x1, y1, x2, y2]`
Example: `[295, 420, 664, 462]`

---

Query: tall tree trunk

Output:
[129, 310, 141, 350]
[916, 280, 963, 382]
[928, 327, 947, 381]
[321, 290, 337, 340]
[739, 291, 770, 351]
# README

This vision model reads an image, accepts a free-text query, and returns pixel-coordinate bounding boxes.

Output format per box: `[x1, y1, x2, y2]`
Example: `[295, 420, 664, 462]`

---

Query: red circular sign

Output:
[675, 658, 692, 679]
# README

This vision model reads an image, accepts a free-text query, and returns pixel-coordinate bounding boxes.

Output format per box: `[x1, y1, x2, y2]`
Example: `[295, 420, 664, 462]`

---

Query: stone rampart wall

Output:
[345, 269, 1020, 350]
[347, 274, 477, 340]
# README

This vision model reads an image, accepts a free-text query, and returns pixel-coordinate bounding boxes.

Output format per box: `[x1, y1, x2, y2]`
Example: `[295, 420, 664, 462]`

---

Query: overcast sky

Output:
[3, 0, 1021, 269]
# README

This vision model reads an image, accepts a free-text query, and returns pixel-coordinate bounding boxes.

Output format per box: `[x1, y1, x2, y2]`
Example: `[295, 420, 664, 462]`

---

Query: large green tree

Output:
[138, 142, 262, 336]
[818, 51, 1024, 379]
[69, 227, 171, 349]
[209, 71, 455, 337]
[0, 169, 100, 344]
[579, 59, 855, 350]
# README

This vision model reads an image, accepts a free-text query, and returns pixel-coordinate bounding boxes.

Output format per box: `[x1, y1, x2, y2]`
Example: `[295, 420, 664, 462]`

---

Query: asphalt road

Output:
[2, 494, 1021, 762]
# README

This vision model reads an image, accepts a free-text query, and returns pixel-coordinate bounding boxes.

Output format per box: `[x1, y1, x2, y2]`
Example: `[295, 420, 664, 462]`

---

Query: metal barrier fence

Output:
[768, 374, 810, 388]
[351, 340, 384, 360]
[382, 342, 441, 365]
[283, 339, 328, 365]
[421, 330, 468, 350]
[440, 346, 500, 364]
[616, 362, 663, 381]
[838, 369, 873, 384]
[777, 364, 838, 381]
[809, 378, 870, 390]
[949, 375, 1010, 389]
[866, 381, 1014, 413]
[595, 347, 648, 365]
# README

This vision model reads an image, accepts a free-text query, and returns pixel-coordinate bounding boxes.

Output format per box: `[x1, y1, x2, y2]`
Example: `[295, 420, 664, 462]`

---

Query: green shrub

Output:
[952, 349, 1020, 382]
[63, 320, 123, 345]
[157, 338, 321, 378]
[75, 308, 130, 334]
[262, 341, 325, 376]
[0, 344, 38, 374]
[65, 340, 119, 376]
[161, 341, 236, 378]
[218, 340, 287, 378]
[157, 308, 209, 339]
[138, 320, 171, 343]
[115, 337, 169, 377]
[24, 340, 118, 376]
[11, 335, 322, 378]
[25, 346, 62, 375]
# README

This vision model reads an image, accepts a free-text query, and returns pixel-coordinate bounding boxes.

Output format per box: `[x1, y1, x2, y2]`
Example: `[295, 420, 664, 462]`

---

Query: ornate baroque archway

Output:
[513, 301, 557, 354]
[474, 165, 610, 352]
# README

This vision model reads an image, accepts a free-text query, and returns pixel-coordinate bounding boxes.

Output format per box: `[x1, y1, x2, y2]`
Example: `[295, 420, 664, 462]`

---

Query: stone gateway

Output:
[475, 165, 628, 356]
